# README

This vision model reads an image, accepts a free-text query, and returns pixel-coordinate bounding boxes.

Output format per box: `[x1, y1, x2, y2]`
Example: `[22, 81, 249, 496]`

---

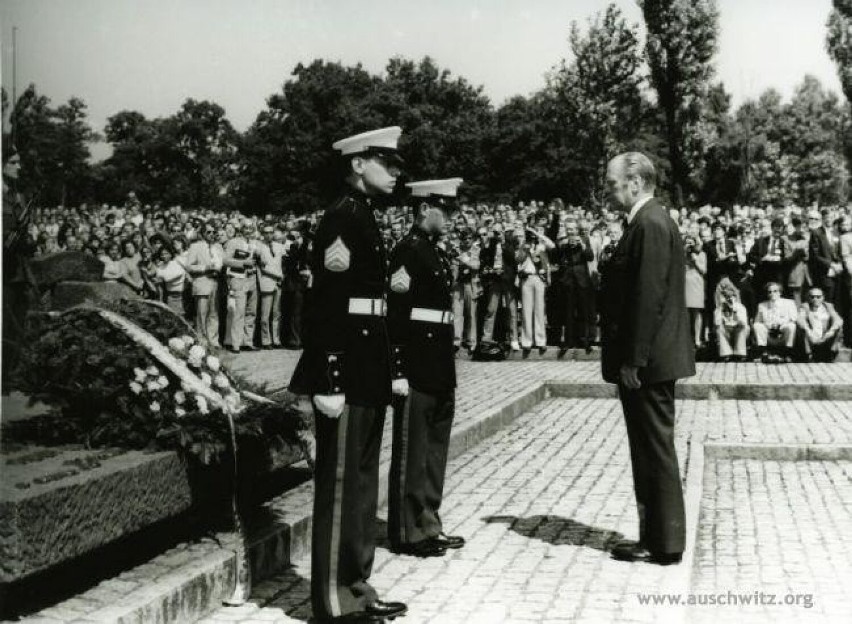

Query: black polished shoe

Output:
[227, 347, 240, 355]
[557, 347, 569, 359]
[365, 599, 408, 620]
[522, 347, 531, 359]
[392, 540, 447, 557]
[430, 532, 465, 549]
[611, 541, 682, 565]
[538, 346, 548, 356]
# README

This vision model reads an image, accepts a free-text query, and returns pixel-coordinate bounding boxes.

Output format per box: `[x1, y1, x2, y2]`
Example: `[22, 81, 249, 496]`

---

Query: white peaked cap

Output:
[406, 178, 464, 198]
[332, 126, 402, 155]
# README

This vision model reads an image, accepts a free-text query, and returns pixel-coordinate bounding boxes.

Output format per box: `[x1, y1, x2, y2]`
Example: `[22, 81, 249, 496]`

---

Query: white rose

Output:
[129, 381, 143, 394]
[168, 337, 186, 353]
[187, 354, 203, 368]
[133, 367, 147, 383]
[146, 365, 159, 377]
[157, 375, 169, 389]
[146, 381, 160, 393]
[224, 392, 242, 412]
[180, 335, 195, 347]
[214, 373, 230, 389]
[174, 390, 186, 404]
[150, 401, 161, 412]
[189, 345, 206, 361]
[175, 407, 186, 418]
[200, 372, 212, 386]
[195, 395, 209, 414]
[205, 355, 221, 372]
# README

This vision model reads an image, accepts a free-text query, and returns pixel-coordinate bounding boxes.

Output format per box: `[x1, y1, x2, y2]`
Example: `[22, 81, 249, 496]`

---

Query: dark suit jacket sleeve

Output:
[626, 216, 672, 368]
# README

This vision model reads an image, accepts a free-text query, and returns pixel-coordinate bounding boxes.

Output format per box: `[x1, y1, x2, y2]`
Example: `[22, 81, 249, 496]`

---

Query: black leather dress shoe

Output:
[430, 533, 465, 549]
[392, 540, 446, 557]
[557, 347, 569, 359]
[365, 599, 408, 619]
[611, 541, 682, 565]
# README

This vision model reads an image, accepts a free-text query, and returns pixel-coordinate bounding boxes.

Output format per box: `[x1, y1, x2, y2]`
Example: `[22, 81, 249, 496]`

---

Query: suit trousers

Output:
[481, 281, 518, 344]
[258, 287, 282, 346]
[520, 274, 547, 348]
[284, 286, 305, 348]
[226, 275, 257, 350]
[194, 284, 220, 348]
[617, 380, 686, 554]
[388, 388, 455, 548]
[452, 282, 478, 347]
[561, 281, 595, 348]
[312, 404, 385, 620]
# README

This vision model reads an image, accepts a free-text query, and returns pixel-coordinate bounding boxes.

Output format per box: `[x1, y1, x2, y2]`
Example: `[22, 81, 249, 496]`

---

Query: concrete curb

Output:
[547, 381, 852, 401]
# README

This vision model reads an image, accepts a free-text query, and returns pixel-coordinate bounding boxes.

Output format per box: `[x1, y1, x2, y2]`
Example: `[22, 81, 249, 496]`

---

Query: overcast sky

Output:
[0, 0, 842, 160]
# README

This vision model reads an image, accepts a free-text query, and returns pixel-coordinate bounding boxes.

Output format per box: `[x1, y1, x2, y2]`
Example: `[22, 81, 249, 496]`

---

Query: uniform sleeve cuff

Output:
[325, 352, 344, 394]
[391, 345, 405, 379]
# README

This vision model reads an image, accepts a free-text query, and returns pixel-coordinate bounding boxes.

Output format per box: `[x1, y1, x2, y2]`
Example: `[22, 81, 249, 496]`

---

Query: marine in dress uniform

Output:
[289, 127, 408, 624]
[386, 178, 467, 558]
[600, 152, 695, 565]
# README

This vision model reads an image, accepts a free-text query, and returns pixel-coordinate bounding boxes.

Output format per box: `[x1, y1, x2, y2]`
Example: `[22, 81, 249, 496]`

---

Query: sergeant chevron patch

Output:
[324, 236, 351, 272]
[390, 266, 411, 293]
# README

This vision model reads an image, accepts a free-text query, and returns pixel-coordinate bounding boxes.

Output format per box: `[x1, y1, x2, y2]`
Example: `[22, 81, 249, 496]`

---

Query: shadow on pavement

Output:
[483, 515, 625, 552]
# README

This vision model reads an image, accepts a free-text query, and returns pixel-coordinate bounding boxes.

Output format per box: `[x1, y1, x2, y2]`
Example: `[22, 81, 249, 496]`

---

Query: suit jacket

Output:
[798, 301, 843, 337]
[479, 237, 519, 286]
[747, 235, 793, 288]
[703, 238, 737, 285]
[785, 233, 810, 288]
[808, 227, 837, 287]
[600, 198, 695, 384]
[754, 298, 798, 327]
[185, 240, 223, 296]
[555, 237, 594, 288]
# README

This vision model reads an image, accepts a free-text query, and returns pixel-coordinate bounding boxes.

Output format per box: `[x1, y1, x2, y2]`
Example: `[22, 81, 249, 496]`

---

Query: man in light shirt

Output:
[257, 222, 286, 349]
[798, 286, 843, 362]
[752, 282, 798, 363]
[223, 220, 260, 353]
[186, 223, 224, 347]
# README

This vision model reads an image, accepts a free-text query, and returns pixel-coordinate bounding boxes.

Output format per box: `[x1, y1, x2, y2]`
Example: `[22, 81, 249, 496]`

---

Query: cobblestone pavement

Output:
[224, 349, 852, 395]
[199, 393, 852, 624]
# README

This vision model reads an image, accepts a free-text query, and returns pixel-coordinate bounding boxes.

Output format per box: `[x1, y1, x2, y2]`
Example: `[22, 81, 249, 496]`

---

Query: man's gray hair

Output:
[611, 152, 656, 191]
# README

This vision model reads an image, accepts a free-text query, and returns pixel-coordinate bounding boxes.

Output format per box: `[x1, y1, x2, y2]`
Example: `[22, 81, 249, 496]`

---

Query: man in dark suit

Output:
[600, 152, 695, 565]
[555, 221, 594, 356]
[808, 210, 842, 305]
[478, 224, 520, 349]
[747, 217, 793, 299]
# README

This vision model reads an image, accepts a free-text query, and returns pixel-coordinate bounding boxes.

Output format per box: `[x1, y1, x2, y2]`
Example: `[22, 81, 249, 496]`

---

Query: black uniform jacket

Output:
[387, 227, 456, 396]
[289, 191, 392, 407]
[600, 198, 696, 385]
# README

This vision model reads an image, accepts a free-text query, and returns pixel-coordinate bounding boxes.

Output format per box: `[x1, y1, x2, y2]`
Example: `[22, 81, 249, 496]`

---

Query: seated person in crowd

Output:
[713, 277, 749, 362]
[752, 281, 798, 363]
[798, 286, 844, 363]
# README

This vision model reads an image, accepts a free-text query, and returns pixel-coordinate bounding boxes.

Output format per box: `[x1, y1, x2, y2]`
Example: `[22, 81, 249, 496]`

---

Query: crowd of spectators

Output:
[21, 195, 852, 363]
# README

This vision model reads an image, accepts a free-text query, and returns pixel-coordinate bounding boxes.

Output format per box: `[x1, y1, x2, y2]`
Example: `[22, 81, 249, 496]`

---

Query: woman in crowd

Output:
[684, 234, 708, 349]
[713, 278, 749, 362]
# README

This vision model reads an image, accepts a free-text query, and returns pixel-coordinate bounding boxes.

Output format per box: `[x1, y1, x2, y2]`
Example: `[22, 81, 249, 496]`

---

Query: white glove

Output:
[313, 394, 346, 418]
[392, 378, 410, 397]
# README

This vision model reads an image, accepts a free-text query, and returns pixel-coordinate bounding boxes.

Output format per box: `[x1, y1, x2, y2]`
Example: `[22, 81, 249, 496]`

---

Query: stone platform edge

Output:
[20, 382, 550, 624]
[547, 380, 852, 401]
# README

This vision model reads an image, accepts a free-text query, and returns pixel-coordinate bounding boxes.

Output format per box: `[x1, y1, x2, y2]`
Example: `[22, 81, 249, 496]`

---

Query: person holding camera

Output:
[223, 219, 260, 353]
[282, 225, 312, 349]
[752, 281, 798, 363]
[479, 222, 520, 350]
[517, 226, 554, 356]
[684, 234, 708, 349]
[713, 277, 749, 362]
[555, 220, 594, 357]
[451, 232, 481, 352]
